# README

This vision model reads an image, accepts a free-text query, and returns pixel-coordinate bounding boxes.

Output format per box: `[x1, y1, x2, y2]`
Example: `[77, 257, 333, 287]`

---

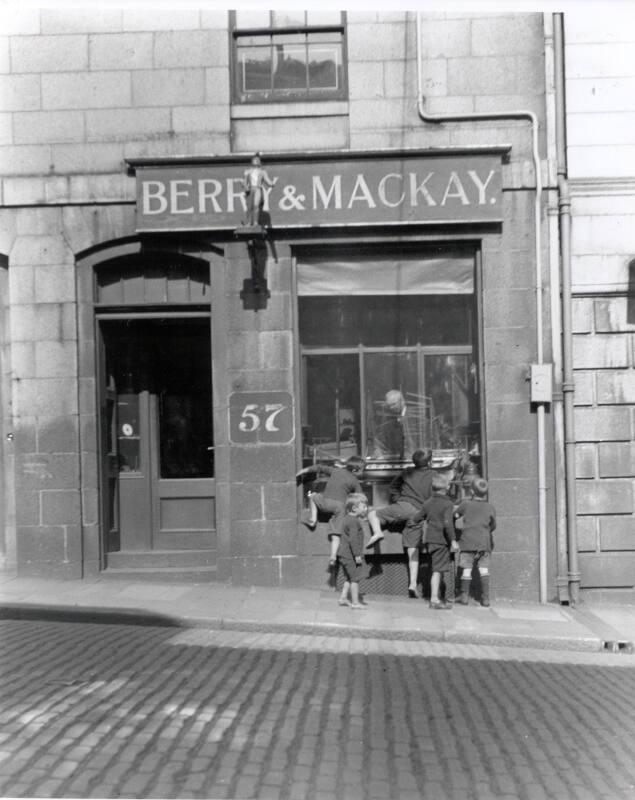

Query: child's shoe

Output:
[338, 598, 350, 606]
[365, 533, 384, 548]
[429, 600, 452, 610]
[351, 603, 367, 610]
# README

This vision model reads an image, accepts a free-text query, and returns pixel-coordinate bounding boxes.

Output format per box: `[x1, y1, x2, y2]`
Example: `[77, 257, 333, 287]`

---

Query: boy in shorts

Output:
[366, 449, 436, 598]
[296, 456, 365, 567]
[418, 474, 459, 609]
[454, 477, 497, 607]
[337, 493, 369, 609]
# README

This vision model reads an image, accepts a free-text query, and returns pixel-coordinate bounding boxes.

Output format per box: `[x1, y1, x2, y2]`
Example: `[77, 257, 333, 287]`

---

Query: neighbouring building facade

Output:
[0, 8, 632, 604]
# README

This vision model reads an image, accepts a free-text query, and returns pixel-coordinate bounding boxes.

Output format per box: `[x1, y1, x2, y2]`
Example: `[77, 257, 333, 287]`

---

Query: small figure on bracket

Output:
[242, 152, 274, 228]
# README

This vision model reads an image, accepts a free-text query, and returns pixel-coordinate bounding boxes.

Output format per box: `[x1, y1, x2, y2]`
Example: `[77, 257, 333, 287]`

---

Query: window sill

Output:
[231, 100, 349, 120]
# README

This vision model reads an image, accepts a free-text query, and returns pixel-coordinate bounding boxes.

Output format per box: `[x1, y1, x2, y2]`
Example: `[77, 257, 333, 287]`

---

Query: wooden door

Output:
[99, 317, 215, 556]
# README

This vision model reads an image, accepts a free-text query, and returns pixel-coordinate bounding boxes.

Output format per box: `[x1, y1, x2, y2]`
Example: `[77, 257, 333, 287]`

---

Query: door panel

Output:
[99, 318, 215, 555]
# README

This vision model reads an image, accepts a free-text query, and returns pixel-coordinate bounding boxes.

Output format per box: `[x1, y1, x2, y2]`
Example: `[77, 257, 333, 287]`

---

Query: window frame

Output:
[229, 10, 348, 105]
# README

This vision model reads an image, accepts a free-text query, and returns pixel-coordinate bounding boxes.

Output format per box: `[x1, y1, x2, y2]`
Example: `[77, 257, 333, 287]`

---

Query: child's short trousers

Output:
[428, 543, 452, 572]
[338, 555, 365, 583]
[375, 500, 418, 524]
[402, 520, 424, 548]
[311, 494, 345, 534]
[458, 550, 490, 570]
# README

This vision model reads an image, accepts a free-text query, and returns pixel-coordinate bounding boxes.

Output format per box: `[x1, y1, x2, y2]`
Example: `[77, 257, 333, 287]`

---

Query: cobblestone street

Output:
[1, 619, 634, 800]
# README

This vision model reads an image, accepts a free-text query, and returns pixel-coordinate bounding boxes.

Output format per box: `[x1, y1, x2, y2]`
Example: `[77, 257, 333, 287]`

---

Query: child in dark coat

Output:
[419, 474, 459, 610]
[454, 477, 497, 607]
[337, 493, 369, 609]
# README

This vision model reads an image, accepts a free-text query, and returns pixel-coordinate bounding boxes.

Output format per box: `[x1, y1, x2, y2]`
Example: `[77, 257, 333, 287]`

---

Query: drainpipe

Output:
[554, 13, 580, 605]
[545, 15, 570, 604]
[415, 12, 549, 602]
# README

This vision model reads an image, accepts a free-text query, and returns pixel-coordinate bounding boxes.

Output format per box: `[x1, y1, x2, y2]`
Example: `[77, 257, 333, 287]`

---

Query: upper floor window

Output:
[230, 10, 347, 104]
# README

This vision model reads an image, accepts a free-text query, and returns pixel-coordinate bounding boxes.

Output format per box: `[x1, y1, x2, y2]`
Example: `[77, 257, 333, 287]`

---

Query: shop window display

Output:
[298, 250, 481, 499]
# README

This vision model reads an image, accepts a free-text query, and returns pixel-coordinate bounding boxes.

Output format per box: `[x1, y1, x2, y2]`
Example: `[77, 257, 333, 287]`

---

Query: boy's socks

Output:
[480, 576, 490, 607]
[457, 579, 471, 604]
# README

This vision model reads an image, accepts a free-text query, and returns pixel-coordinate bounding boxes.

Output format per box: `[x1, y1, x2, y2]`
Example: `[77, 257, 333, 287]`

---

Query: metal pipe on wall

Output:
[554, 13, 581, 605]
[544, 14, 571, 604]
[415, 12, 549, 602]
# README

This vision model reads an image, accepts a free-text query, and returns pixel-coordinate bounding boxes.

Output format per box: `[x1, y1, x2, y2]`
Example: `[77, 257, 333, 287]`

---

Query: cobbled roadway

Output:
[1, 619, 634, 800]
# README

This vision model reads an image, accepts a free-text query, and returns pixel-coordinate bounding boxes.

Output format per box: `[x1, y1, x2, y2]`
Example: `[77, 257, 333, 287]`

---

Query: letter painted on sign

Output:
[378, 173, 405, 208]
[262, 177, 278, 211]
[226, 177, 246, 213]
[198, 179, 223, 213]
[170, 180, 194, 214]
[347, 174, 376, 208]
[313, 175, 342, 209]
[142, 181, 168, 215]
[409, 172, 437, 206]
[441, 172, 469, 206]
[468, 169, 496, 205]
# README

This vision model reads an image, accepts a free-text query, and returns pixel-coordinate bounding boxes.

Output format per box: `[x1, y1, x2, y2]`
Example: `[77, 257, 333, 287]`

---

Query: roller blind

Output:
[297, 254, 473, 296]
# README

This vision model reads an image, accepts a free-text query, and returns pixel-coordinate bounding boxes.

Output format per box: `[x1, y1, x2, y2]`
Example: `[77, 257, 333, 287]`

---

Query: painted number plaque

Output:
[229, 391, 294, 444]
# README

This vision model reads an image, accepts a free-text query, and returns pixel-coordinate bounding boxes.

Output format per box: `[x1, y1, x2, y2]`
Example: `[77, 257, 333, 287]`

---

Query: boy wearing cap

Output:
[418, 474, 459, 610]
[454, 477, 497, 607]
[365, 448, 437, 598]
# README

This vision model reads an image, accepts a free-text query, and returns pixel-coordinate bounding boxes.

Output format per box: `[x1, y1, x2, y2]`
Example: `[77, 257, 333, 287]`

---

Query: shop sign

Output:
[229, 391, 294, 445]
[131, 152, 504, 232]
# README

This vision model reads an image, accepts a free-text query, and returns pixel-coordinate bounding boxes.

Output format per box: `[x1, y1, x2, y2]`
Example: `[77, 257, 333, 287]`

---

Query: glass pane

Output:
[238, 44, 272, 92]
[235, 10, 271, 28]
[159, 393, 213, 479]
[272, 11, 307, 27]
[364, 353, 422, 461]
[302, 354, 360, 463]
[308, 43, 339, 90]
[299, 296, 471, 347]
[273, 43, 307, 90]
[155, 322, 213, 480]
[117, 394, 140, 472]
[425, 355, 480, 455]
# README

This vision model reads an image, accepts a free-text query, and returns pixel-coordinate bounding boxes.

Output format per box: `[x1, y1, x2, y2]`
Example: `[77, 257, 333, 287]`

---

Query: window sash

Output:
[231, 11, 346, 103]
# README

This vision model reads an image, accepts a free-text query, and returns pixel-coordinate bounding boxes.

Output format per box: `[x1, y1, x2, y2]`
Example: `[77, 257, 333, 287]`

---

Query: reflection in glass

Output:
[273, 44, 306, 90]
[308, 45, 338, 89]
[239, 45, 272, 92]
[303, 354, 360, 462]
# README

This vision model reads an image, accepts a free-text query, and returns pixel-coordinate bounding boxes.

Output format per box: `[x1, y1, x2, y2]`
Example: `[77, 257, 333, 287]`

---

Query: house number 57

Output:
[230, 391, 294, 444]
[239, 403, 285, 432]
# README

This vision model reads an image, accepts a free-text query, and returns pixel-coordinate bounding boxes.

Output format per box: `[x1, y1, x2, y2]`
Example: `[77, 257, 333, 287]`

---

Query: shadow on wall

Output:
[628, 259, 635, 325]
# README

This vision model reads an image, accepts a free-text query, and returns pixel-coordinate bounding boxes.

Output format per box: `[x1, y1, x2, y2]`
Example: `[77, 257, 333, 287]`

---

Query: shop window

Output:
[298, 250, 482, 493]
[230, 10, 347, 104]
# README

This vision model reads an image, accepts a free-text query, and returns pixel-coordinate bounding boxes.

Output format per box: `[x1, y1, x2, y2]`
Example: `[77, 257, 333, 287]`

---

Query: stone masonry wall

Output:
[0, 9, 552, 597]
[566, 10, 635, 595]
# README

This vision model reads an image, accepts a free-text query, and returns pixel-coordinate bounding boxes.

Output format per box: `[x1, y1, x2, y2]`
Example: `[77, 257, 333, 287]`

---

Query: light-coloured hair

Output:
[431, 474, 448, 493]
[346, 492, 368, 513]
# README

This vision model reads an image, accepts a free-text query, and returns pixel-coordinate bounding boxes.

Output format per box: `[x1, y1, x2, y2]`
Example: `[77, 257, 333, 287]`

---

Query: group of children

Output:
[297, 452, 497, 610]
